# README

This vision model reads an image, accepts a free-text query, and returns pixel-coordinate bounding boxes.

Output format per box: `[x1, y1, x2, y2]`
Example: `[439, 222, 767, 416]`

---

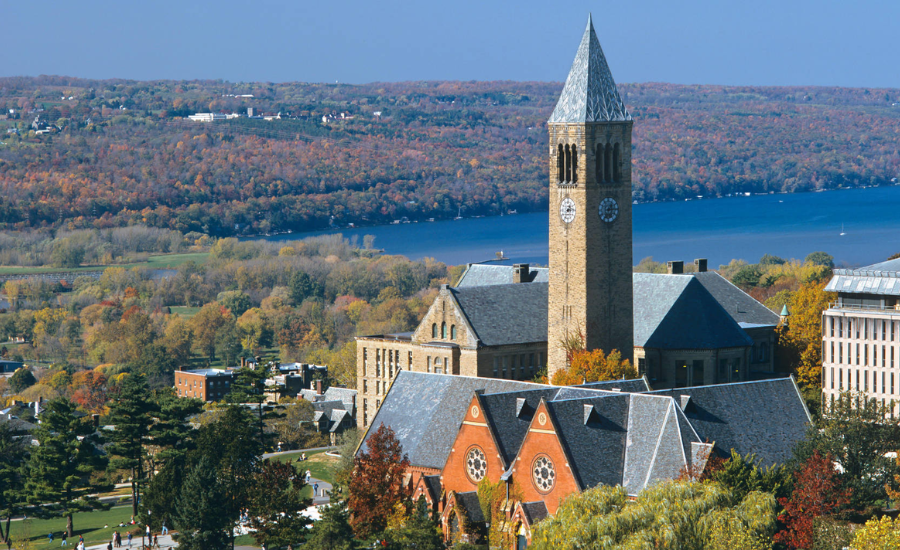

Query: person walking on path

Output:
[153, 534, 158, 548]
[48, 532, 54, 543]
[107, 542, 112, 550]
[61, 532, 68, 546]
[161, 522, 168, 536]
[127, 532, 132, 547]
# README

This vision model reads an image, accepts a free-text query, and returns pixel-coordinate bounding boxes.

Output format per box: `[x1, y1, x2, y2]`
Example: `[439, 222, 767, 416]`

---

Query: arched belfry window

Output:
[595, 143, 604, 183]
[432, 323, 438, 338]
[605, 144, 613, 183]
[441, 322, 447, 339]
[564, 145, 572, 182]
[572, 145, 578, 183]
[613, 143, 621, 182]
[557, 144, 564, 183]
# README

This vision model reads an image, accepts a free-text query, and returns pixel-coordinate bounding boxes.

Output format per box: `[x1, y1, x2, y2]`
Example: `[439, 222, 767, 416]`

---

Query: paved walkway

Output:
[84, 533, 175, 549]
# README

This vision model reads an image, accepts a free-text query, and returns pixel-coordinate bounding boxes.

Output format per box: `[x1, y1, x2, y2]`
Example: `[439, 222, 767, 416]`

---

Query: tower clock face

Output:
[599, 197, 619, 223]
[559, 197, 576, 224]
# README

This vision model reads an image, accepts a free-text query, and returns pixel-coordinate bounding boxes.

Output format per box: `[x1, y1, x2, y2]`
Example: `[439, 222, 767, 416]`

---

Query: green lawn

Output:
[0, 252, 209, 275]
[269, 449, 339, 499]
[168, 306, 201, 319]
[7, 506, 140, 550]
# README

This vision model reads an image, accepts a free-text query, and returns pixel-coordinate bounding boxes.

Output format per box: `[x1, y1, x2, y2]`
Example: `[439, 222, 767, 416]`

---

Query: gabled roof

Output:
[633, 274, 753, 349]
[450, 283, 549, 346]
[360, 371, 545, 470]
[423, 475, 442, 503]
[520, 501, 549, 525]
[454, 491, 485, 523]
[455, 264, 549, 287]
[692, 271, 780, 326]
[548, 14, 631, 124]
[647, 377, 811, 467]
[576, 377, 650, 393]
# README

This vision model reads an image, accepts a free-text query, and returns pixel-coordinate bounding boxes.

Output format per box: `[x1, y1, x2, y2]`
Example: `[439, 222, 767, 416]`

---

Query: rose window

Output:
[466, 447, 487, 482]
[532, 455, 556, 493]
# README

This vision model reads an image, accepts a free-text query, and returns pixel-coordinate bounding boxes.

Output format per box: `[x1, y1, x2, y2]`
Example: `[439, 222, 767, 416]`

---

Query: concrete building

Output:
[822, 257, 900, 414]
[175, 368, 235, 401]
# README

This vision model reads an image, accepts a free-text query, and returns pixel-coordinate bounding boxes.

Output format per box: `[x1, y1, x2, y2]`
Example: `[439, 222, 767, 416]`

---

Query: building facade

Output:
[822, 258, 900, 414]
[175, 368, 234, 401]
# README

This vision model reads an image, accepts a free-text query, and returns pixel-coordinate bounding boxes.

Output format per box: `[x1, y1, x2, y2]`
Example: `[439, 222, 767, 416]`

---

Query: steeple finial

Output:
[548, 15, 630, 124]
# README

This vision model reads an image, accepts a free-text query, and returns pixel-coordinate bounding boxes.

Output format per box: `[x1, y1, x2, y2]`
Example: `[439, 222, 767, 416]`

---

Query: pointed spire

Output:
[548, 14, 631, 123]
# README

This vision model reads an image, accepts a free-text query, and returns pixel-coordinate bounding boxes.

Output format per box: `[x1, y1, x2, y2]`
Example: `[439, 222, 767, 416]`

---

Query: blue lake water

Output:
[267, 186, 900, 269]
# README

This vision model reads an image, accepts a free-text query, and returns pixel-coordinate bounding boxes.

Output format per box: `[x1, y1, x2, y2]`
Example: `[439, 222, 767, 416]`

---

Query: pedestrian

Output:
[161, 521, 168, 536]
[79, 536, 84, 546]
[146, 525, 150, 540]
[107, 542, 112, 550]
[61, 532, 68, 546]
[49, 532, 54, 543]
[314, 482, 318, 495]
[127, 532, 132, 547]
[153, 534, 158, 548]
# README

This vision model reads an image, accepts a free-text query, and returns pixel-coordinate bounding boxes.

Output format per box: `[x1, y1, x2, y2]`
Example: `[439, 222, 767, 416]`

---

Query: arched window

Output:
[572, 145, 578, 183]
[595, 143, 604, 183]
[613, 143, 621, 182]
[441, 322, 447, 339]
[432, 323, 438, 338]
[557, 144, 564, 183]
[450, 325, 457, 339]
[564, 144, 571, 182]
[605, 144, 613, 183]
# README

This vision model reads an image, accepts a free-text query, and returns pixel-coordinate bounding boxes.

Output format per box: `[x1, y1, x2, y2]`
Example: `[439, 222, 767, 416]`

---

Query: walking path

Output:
[84, 533, 175, 549]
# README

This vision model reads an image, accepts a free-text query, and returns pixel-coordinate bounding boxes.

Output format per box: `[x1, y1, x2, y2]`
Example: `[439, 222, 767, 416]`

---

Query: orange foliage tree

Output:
[549, 329, 638, 386]
[348, 424, 410, 539]
[775, 451, 850, 549]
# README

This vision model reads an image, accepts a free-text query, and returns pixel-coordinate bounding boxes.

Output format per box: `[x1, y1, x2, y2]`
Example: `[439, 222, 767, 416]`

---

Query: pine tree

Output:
[173, 454, 231, 550]
[105, 373, 156, 517]
[246, 460, 313, 548]
[0, 422, 27, 545]
[305, 503, 356, 550]
[24, 398, 110, 537]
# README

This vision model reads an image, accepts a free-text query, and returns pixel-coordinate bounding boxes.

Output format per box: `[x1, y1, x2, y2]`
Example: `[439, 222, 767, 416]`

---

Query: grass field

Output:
[7, 506, 140, 550]
[269, 449, 339, 500]
[0, 252, 209, 276]
[168, 306, 201, 319]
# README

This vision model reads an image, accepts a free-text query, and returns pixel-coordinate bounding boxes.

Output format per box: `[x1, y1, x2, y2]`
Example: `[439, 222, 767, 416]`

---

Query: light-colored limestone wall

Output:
[635, 346, 749, 389]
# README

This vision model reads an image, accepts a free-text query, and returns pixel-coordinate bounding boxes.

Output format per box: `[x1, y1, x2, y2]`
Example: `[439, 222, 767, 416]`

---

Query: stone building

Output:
[355, 17, 781, 429]
[822, 257, 900, 414]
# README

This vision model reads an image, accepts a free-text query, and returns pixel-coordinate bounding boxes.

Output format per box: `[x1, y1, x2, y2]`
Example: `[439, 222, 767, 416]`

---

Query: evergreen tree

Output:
[24, 398, 110, 537]
[173, 454, 231, 550]
[227, 365, 278, 448]
[0, 423, 27, 546]
[8, 368, 36, 393]
[305, 503, 356, 550]
[246, 460, 313, 548]
[148, 388, 204, 468]
[140, 455, 187, 533]
[105, 373, 156, 517]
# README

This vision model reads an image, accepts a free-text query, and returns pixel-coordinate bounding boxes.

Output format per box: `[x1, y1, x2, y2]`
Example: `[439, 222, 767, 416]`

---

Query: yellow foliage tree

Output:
[551, 348, 637, 386]
[776, 279, 833, 390]
[851, 515, 900, 550]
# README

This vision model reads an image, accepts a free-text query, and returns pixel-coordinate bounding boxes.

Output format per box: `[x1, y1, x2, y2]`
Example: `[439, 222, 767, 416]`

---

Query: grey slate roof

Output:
[423, 475, 442, 503]
[360, 371, 545, 470]
[455, 492, 485, 523]
[648, 377, 812, 467]
[693, 272, 780, 326]
[577, 377, 650, 393]
[548, 15, 631, 124]
[456, 264, 549, 287]
[451, 283, 549, 346]
[633, 274, 753, 349]
[521, 502, 549, 525]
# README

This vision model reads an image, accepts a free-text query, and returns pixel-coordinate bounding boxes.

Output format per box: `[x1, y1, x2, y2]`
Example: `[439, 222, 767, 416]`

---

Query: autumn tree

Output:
[774, 451, 850, 549]
[349, 424, 411, 538]
[188, 302, 231, 360]
[69, 369, 109, 413]
[851, 515, 900, 550]
[549, 330, 636, 385]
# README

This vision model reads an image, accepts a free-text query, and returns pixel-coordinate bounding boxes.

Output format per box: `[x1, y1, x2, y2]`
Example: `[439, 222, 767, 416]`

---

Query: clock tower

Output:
[547, 15, 634, 377]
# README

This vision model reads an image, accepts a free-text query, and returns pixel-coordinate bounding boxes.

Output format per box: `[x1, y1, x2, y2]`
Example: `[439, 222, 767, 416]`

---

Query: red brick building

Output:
[175, 368, 235, 401]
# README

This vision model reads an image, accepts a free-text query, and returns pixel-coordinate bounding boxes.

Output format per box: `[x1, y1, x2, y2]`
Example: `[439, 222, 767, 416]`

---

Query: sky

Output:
[5, 0, 900, 89]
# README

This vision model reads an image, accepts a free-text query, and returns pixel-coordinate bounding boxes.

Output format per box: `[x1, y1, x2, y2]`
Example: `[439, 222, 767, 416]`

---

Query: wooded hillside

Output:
[1, 77, 898, 234]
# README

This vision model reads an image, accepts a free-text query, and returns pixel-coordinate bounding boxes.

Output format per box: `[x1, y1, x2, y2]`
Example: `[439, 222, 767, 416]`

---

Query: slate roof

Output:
[633, 274, 753, 349]
[576, 377, 650, 393]
[360, 371, 546, 470]
[455, 264, 549, 287]
[455, 492, 485, 523]
[548, 15, 631, 124]
[648, 377, 811, 466]
[451, 283, 549, 346]
[692, 271, 780, 326]
[521, 502, 549, 525]
[423, 475, 443, 503]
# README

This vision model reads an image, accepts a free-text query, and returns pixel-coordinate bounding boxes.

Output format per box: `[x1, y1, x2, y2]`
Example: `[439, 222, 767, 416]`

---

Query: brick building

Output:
[175, 368, 234, 401]
[364, 370, 810, 547]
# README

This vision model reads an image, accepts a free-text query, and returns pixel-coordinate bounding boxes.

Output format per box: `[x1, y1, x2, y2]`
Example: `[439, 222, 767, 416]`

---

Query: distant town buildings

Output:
[822, 257, 900, 414]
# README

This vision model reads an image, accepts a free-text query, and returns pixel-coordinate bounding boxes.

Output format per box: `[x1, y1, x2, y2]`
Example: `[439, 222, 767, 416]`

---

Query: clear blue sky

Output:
[6, 0, 899, 88]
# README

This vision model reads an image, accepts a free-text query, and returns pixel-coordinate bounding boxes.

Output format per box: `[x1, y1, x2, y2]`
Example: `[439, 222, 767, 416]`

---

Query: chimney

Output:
[695, 258, 708, 272]
[513, 264, 530, 283]
[315, 380, 323, 396]
[91, 414, 100, 428]
[667, 261, 684, 274]
[240, 357, 245, 368]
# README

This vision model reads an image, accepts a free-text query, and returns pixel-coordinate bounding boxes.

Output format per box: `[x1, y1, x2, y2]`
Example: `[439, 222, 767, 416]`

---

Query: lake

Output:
[265, 186, 900, 269]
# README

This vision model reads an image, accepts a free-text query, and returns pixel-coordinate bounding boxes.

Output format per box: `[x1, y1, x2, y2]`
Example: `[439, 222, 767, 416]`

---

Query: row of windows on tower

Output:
[556, 143, 621, 184]
[432, 322, 456, 340]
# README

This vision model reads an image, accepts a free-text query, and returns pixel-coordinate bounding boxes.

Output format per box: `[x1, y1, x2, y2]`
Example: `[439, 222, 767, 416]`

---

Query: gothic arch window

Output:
[432, 323, 438, 339]
[557, 144, 564, 183]
[613, 143, 621, 182]
[564, 144, 572, 182]
[572, 145, 578, 183]
[605, 144, 613, 183]
[451, 325, 457, 340]
[595, 143, 604, 183]
[441, 322, 447, 339]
